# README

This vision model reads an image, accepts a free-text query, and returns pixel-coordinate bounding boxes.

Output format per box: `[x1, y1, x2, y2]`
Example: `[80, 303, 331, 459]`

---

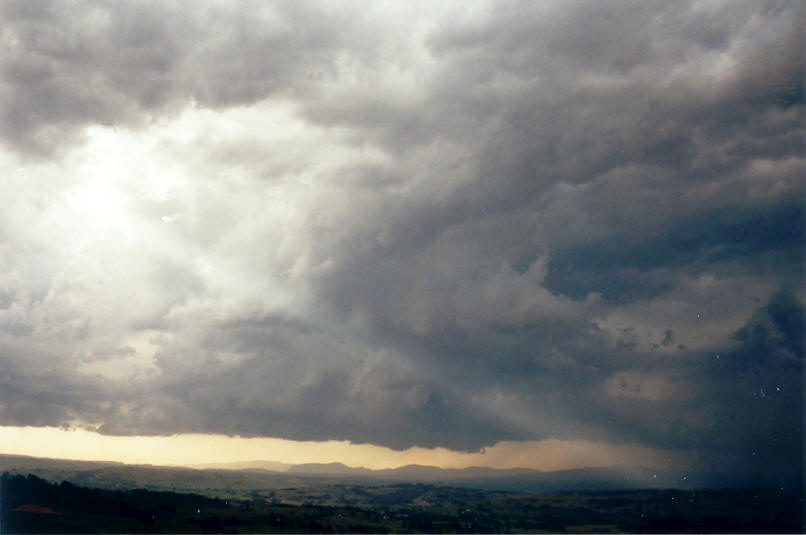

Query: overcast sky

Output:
[0, 0, 803, 480]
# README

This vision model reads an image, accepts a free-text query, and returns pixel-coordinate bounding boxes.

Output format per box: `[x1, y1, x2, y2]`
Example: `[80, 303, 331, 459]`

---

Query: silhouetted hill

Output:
[190, 460, 294, 471]
[288, 462, 374, 475]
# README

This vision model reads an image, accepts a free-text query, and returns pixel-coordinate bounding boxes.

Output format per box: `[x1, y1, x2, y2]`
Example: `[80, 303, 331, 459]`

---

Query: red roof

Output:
[12, 504, 60, 515]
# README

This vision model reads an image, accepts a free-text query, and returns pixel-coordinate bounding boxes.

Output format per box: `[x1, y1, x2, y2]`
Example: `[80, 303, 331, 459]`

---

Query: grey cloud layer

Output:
[1, 0, 363, 156]
[0, 0, 802, 479]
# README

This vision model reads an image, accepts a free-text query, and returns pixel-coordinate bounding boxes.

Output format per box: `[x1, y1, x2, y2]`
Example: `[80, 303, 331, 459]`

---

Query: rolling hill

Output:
[2, 453, 794, 502]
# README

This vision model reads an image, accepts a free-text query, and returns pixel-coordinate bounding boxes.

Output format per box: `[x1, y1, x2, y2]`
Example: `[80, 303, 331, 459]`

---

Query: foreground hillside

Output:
[3, 473, 803, 533]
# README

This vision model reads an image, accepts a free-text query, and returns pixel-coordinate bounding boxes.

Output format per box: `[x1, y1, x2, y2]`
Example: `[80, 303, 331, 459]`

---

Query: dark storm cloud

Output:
[643, 288, 803, 480]
[0, 0, 803, 478]
[0, 0, 355, 157]
[288, 0, 803, 463]
[544, 199, 804, 303]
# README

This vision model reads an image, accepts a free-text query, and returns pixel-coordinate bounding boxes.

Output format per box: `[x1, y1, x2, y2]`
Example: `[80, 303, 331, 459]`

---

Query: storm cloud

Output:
[0, 0, 802, 480]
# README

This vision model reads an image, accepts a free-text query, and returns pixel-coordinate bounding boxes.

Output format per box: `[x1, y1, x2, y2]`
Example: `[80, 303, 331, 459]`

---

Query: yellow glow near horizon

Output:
[0, 426, 692, 472]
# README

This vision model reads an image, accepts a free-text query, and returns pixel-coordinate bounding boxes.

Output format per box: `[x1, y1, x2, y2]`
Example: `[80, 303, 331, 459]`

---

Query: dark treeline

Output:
[2, 472, 803, 533]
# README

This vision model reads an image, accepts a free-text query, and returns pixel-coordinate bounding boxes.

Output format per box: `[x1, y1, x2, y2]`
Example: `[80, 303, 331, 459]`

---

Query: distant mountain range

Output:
[190, 460, 295, 472]
[0, 453, 798, 501]
[286, 462, 536, 479]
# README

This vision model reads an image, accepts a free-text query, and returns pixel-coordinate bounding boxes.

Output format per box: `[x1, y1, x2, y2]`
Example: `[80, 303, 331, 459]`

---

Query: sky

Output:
[0, 0, 803, 480]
